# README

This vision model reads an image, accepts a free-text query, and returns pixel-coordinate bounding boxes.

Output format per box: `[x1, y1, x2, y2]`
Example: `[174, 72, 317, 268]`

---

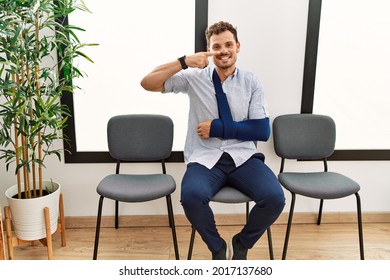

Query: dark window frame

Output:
[301, 0, 390, 160]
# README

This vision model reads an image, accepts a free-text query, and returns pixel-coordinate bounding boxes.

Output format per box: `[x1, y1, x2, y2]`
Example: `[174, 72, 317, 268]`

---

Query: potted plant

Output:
[0, 0, 94, 244]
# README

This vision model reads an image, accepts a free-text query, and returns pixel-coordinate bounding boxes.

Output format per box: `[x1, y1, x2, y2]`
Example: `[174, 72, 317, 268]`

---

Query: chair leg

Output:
[282, 192, 296, 260]
[115, 200, 119, 229]
[317, 199, 324, 225]
[266, 227, 274, 260]
[166, 195, 180, 260]
[187, 226, 196, 260]
[355, 193, 365, 260]
[167, 203, 173, 229]
[188, 220, 275, 260]
[246, 201, 273, 259]
[93, 196, 104, 260]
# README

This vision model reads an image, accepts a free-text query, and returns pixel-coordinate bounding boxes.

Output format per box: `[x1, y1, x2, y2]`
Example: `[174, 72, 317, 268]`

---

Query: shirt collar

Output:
[208, 66, 238, 83]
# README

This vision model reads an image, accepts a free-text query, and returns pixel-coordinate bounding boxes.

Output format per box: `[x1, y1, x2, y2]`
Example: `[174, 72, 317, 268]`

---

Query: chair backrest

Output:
[272, 114, 336, 160]
[107, 114, 173, 161]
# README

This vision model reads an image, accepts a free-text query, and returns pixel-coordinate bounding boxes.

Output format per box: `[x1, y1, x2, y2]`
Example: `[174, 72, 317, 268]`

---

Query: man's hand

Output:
[197, 119, 212, 139]
[185, 51, 220, 69]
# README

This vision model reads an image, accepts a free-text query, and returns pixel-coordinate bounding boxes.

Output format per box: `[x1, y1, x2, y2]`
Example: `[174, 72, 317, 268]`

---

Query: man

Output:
[141, 21, 285, 260]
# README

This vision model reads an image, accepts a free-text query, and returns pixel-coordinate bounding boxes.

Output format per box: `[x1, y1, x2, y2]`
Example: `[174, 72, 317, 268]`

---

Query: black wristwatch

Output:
[178, 55, 188, 69]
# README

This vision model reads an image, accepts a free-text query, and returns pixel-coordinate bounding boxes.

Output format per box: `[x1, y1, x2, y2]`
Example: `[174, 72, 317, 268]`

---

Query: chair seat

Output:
[97, 174, 176, 202]
[278, 172, 360, 199]
[212, 187, 251, 203]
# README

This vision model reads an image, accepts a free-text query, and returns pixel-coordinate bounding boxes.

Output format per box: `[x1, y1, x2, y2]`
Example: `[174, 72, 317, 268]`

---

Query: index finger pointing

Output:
[205, 51, 220, 57]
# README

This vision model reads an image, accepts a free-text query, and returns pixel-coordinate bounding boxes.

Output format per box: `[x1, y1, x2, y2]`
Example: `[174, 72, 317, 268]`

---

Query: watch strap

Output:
[178, 55, 188, 69]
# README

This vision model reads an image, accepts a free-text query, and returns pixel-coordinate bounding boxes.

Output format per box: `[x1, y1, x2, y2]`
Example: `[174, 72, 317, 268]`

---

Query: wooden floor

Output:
[5, 215, 390, 260]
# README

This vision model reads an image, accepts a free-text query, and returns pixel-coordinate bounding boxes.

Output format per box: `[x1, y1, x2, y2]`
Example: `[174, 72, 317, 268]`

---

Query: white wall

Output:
[1, 0, 389, 217]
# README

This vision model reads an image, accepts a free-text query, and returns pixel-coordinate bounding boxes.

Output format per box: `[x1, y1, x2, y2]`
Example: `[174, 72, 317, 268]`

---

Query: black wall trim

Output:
[300, 0, 389, 160]
[300, 0, 322, 114]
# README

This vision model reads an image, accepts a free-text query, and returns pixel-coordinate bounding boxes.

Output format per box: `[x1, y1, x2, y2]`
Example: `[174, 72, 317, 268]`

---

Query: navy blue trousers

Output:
[181, 153, 285, 253]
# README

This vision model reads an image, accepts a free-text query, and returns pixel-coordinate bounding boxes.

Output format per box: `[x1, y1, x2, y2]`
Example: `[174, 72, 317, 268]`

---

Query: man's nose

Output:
[220, 47, 229, 54]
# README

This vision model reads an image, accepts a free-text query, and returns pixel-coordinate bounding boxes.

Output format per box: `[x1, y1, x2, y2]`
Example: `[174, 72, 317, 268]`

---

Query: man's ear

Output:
[236, 41, 241, 53]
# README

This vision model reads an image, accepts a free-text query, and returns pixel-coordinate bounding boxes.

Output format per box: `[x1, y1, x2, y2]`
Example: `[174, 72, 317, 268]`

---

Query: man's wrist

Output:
[178, 55, 188, 69]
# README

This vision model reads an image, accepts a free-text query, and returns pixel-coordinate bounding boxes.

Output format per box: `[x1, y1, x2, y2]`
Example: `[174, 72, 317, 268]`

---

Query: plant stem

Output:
[35, 12, 43, 197]
[12, 73, 22, 199]
[24, 48, 38, 198]
[18, 31, 31, 199]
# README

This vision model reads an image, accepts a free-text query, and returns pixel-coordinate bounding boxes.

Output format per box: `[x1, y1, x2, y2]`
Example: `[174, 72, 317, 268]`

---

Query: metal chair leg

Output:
[282, 192, 296, 260]
[93, 196, 104, 260]
[282, 192, 364, 260]
[355, 193, 364, 260]
[188, 202, 274, 260]
[187, 226, 196, 260]
[317, 199, 324, 225]
[167, 198, 173, 229]
[115, 200, 119, 229]
[166, 195, 180, 260]
[266, 227, 274, 260]
[247, 201, 274, 260]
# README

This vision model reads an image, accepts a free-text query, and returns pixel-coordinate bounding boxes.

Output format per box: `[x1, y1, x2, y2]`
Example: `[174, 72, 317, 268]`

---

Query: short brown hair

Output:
[205, 21, 238, 47]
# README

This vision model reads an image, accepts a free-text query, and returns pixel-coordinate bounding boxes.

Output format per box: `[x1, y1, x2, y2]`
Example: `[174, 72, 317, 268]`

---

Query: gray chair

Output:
[93, 114, 179, 260]
[187, 164, 275, 260]
[272, 113, 364, 260]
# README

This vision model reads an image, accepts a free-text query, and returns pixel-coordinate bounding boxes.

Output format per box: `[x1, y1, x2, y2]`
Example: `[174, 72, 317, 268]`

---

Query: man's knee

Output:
[181, 187, 211, 209]
[256, 191, 285, 214]
[271, 191, 286, 214]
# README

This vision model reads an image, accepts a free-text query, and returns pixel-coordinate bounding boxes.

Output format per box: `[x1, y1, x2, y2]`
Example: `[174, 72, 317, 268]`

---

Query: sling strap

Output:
[212, 68, 236, 138]
[210, 68, 271, 141]
[212, 68, 233, 121]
